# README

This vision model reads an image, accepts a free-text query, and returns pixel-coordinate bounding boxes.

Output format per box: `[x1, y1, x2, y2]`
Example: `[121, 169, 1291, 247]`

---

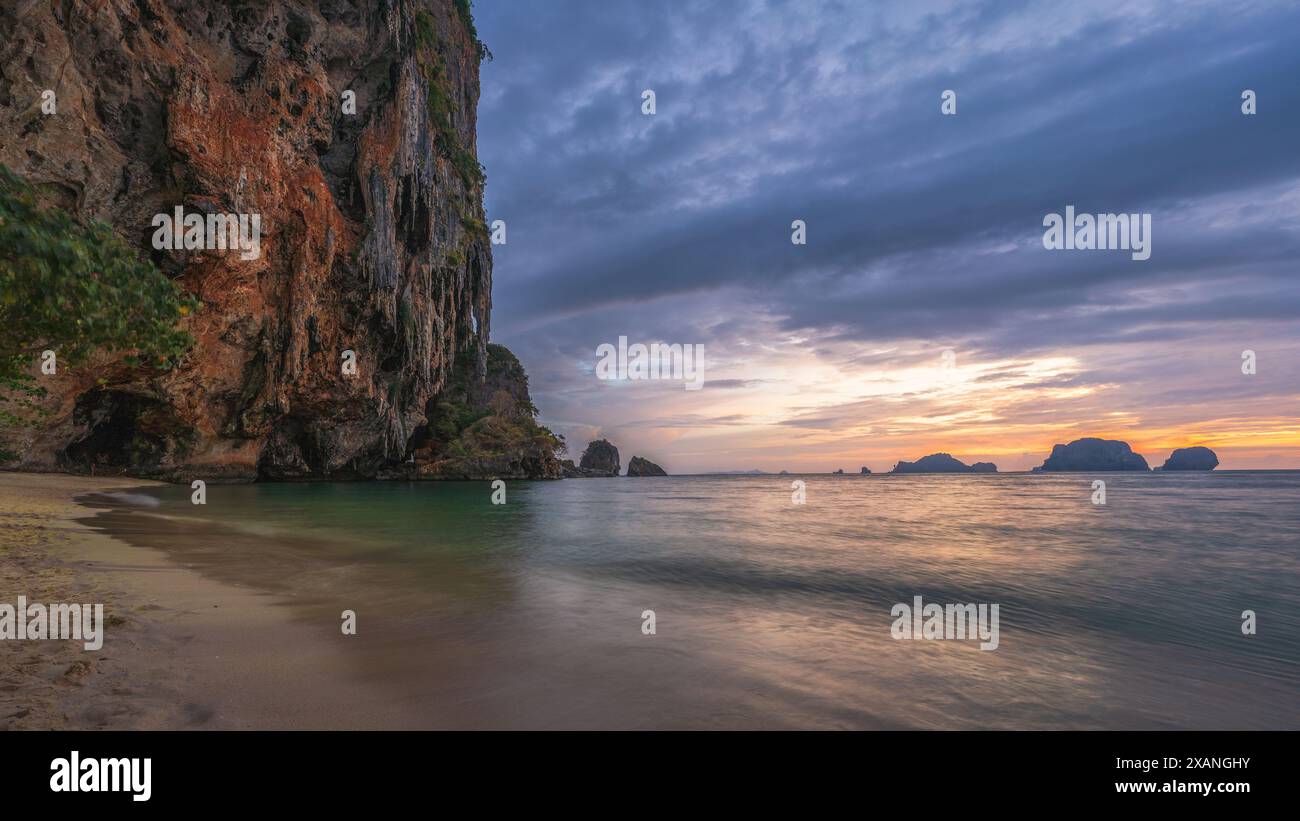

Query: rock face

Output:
[627, 456, 666, 476]
[1037, 438, 1149, 472]
[404, 344, 562, 480]
[833, 468, 844, 474]
[891, 453, 997, 473]
[860, 466, 871, 474]
[1160, 446, 1219, 471]
[0, 1, 514, 481]
[576, 439, 620, 477]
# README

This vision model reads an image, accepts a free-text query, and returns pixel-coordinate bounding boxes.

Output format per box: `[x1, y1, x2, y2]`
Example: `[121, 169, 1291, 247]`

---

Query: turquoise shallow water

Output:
[90, 472, 1300, 729]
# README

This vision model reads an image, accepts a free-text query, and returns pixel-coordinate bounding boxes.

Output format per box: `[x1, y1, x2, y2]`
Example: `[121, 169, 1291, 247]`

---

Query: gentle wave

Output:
[85, 473, 1300, 729]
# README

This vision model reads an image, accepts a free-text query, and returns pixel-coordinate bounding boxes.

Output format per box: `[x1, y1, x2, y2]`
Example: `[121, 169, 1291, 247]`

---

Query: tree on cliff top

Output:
[0, 165, 199, 430]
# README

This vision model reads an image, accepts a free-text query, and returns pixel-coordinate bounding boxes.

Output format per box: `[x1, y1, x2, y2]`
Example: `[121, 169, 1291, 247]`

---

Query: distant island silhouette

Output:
[556, 437, 1220, 478]
[891, 453, 997, 474]
[1158, 446, 1219, 471]
[1035, 438, 1150, 471]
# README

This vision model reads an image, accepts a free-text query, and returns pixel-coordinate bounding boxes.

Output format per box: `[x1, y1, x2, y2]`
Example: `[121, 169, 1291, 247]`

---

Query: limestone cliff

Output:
[405, 342, 563, 480]
[0, 0, 523, 481]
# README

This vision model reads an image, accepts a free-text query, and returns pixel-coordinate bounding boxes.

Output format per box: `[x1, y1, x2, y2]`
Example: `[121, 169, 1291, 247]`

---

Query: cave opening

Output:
[62, 389, 180, 474]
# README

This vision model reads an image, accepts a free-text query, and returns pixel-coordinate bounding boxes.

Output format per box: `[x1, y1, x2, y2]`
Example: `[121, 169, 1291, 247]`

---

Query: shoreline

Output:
[4, 470, 1295, 729]
[1, 472, 173, 729]
[0, 471, 436, 729]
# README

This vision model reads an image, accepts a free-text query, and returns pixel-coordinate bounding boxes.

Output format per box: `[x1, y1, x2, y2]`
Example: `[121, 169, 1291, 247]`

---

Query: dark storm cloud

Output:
[477, 0, 1300, 347]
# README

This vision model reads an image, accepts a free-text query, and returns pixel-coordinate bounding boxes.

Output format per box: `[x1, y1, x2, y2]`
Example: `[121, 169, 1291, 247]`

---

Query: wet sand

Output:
[13, 471, 1290, 729]
[0, 471, 441, 729]
[2, 472, 721, 730]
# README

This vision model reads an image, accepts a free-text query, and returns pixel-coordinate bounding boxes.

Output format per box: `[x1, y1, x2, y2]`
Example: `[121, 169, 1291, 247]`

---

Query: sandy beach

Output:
[5, 470, 1296, 730]
[0, 471, 423, 730]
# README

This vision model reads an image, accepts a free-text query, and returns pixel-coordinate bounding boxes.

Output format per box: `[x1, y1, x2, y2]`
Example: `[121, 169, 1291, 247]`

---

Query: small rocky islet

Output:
[890, 453, 997, 474]
[1030, 438, 1218, 472]
[561, 439, 667, 477]
[848, 440, 1218, 475]
[627, 456, 668, 476]
[1033, 438, 1149, 472]
[1159, 446, 1219, 471]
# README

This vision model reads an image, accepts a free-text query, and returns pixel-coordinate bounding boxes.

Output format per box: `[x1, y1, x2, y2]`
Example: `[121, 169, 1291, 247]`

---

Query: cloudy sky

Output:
[474, 0, 1300, 473]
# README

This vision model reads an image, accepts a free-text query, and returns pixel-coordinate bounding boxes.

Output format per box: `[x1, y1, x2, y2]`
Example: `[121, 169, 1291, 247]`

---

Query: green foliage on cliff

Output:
[446, 412, 563, 464]
[414, 9, 438, 48]
[424, 60, 486, 190]
[423, 342, 564, 473]
[452, 0, 492, 61]
[0, 166, 199, 440]
[415, 10, 487, 191]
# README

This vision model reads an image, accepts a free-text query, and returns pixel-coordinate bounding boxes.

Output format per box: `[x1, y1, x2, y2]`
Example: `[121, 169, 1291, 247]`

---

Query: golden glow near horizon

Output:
[579, 334, 1300, 473]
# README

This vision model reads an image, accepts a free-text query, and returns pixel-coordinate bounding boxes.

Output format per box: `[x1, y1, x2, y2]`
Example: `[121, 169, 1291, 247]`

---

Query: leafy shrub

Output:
[0, 166, 199, 432]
